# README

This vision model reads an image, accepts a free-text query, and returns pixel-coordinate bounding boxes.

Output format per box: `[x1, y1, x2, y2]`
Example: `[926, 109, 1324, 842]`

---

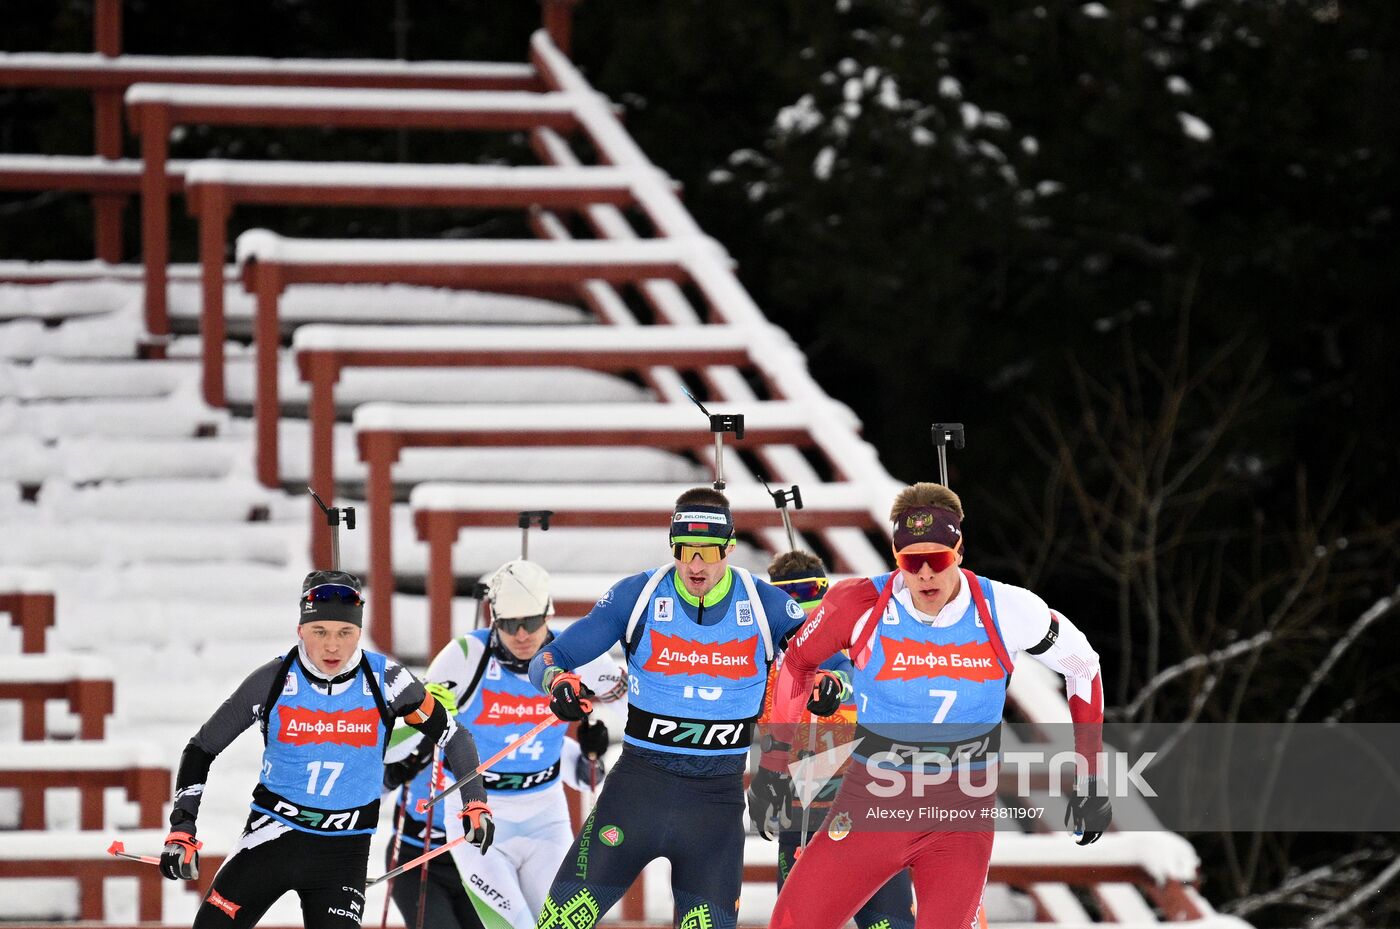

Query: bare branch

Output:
[1312, 854, 1400, 928]
[1115, 630, 1274, 721]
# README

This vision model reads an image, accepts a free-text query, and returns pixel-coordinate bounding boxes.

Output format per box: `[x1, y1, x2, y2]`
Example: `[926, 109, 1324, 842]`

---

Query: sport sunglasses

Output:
[305, 583, 363, 606]
[893, 547, 961, 575]
[672, 542, 729, 564]
[495, 615, 548, 635]
[773, 576, 829, 604]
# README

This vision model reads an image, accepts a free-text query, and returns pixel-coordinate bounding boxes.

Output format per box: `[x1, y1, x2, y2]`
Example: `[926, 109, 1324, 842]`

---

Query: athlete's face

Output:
[895, 544, 964, 616]
[298, 620, 362, 675]
[674, 543, 732, 598]
[496, 618, 549, 661]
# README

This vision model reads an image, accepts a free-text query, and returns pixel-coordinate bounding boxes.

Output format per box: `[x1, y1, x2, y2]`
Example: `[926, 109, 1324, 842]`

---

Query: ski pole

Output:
[798, 721, 818, 848]
[412, 748, 441, 929]
[418, 716, 556, 814]
[682, 389, 744, 491]
[310, 487, 357, 570]
[369, 828, 470, 886]
[929, 423, 966, 488]
[106, 840, 160, 866]
[379, 785, 409, 929]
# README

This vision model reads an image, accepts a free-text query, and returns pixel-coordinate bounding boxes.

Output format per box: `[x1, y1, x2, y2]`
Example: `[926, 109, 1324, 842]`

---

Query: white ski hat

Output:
[485, 559, 555, 620]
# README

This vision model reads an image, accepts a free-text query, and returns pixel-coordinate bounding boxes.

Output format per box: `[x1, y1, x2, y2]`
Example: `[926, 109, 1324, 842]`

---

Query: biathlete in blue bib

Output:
[158, 570, 494, 929]
[383, 558, 626, 929]
[526, 487, 809, 929]
[756, 483, 1113, 929]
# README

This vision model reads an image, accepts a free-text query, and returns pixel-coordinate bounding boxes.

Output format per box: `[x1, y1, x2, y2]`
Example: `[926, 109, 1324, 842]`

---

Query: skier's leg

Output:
[905, 831, 993, 929]
[388, 840, 427, 928]
[534, 754, 665, 929]
[190, 817, 293, 929]
[769, 827, 908, 929]
[294, 832, 372, 929]
[451, 838, 531, 929]
[510, 790, 574, 918]
[853, 868, 916, 929]
[664, 779, 745, 929]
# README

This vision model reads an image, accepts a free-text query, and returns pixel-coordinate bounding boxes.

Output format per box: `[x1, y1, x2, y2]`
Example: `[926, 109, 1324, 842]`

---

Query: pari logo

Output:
[278, 706, 380, 747]
[475, 691, 555, 726]
[875, 640, 1004, 683]
[642, 631, 754, 679]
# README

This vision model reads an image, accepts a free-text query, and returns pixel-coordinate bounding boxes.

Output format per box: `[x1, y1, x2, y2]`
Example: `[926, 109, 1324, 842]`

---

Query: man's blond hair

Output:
[889, 482, 964, 521]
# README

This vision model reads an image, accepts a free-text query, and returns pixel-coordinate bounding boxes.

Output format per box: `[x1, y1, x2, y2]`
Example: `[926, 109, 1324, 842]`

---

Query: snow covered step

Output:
[53, 598, 297, 651]
[2, 739, 167, 770]
[0, 310, 145, 361]
[0, 396, 228, 440]
[290, 320, 761, 353]
[0, 279, 134, 322]
[410, 480, 885, 527]
[39, 561, 303, 604]
[168, 279, 589, 337]
[0, 740, 171, 830]
[0, 829, 227, 921]
[224, 354, 651, 412]
[35, 477, 290, 523]
[0, 436, 245, 484]
[335, 501, 772, 584]
[353, 398, 815, 439]
[0, 358, 198, 401]
[0, 521, 293, 569]
[276, 417, 708, 490]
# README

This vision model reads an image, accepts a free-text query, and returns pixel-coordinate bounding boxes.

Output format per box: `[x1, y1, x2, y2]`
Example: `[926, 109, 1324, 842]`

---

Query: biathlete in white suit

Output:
[385, 559, 626, 929]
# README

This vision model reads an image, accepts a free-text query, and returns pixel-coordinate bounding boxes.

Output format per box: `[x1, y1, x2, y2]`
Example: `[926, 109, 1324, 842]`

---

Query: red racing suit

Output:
[766, 568, 1104, 929]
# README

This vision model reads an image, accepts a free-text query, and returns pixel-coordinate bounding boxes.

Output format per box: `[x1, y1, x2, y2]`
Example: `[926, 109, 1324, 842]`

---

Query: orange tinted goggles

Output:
[894, 547, 960, 574]
[673, 542, 728, 563]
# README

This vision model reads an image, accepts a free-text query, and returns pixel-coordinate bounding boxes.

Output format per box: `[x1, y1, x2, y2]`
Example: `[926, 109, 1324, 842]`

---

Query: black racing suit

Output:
[168, 645, 485, 929]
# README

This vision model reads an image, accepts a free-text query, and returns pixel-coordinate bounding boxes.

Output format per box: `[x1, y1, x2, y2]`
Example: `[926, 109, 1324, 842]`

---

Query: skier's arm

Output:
[767, 579, 875, 726]
[995, 585, 1105, 774]
[528, 575, 645, 693]
[170, 658, 281, 831]
[387, 660, 486, 805]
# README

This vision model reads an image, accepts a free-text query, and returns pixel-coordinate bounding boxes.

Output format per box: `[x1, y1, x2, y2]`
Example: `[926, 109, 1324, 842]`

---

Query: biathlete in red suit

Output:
[754, 483, 1112, 929]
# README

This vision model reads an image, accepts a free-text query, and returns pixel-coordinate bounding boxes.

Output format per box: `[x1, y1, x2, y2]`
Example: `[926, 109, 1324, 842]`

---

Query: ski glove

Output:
[383, 741, 434, 792]
[806, 669, 849, 717]
[1065, 777, 1112, 845]
[544, 670, 593, 721]
[576, 754, 607, 788]
[575, 717, 610, 758]
[746, 764, 793, 840]
[459, 800, 495, 854]
[159, 831, 202, 881]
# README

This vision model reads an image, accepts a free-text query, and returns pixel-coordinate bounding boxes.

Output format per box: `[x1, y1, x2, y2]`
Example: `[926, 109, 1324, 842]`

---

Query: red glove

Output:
[159, 831, 201, 881]
[807, 669, 848, 717]
[545, 670, 593, 720]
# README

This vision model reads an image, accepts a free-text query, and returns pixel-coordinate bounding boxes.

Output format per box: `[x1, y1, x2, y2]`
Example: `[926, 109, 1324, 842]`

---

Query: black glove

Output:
[159, 829, 201, 881]
[576, 717, 610, 758]
[384, 742, 434, 792]
[576, 754, 607, 787]
[1065, 777, 1113, 845]
[746, 764, 793, 840]
[806, 669, 848, 717]
[546, 671, 593, 721]
[459, 801, 495, 855]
